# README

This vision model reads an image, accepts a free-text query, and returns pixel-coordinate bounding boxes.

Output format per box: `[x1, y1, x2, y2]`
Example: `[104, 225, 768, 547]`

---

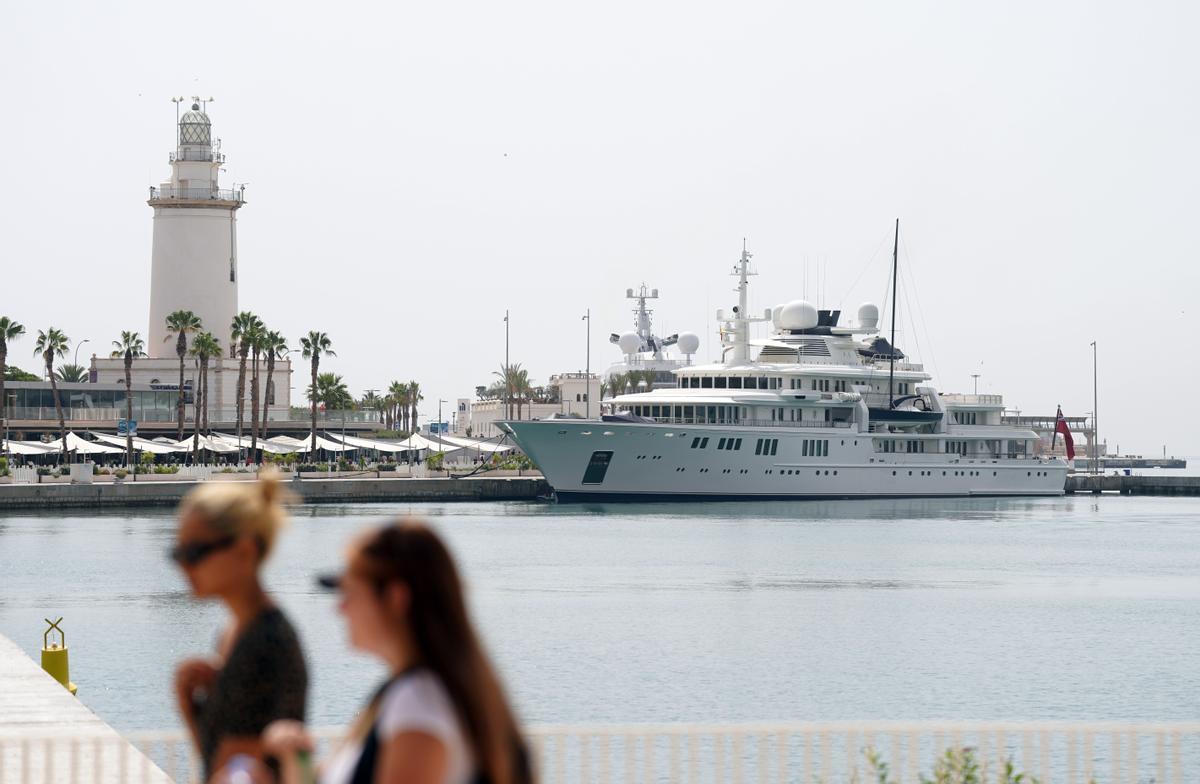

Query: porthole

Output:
[815, 470, 820, 476]
[892, 471, 897, 476]
[824, 470, 829, 476]
[833, 470, 838, 476]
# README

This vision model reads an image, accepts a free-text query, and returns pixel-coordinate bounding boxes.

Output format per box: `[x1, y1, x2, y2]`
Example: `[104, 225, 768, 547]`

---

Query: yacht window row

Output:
[677, 375, 913, 394]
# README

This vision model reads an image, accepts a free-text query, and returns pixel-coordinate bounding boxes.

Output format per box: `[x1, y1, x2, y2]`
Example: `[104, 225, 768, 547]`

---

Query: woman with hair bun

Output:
[171, 472, 308, 781]
[264, 519, 531, 784]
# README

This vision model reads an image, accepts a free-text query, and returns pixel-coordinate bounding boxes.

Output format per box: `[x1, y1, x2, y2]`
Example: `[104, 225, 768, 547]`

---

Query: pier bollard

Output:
[40, 617, 78, 695]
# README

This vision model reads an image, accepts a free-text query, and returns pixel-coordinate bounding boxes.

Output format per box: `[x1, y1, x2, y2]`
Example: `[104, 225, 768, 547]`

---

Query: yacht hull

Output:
[502, 420, 1068, 502]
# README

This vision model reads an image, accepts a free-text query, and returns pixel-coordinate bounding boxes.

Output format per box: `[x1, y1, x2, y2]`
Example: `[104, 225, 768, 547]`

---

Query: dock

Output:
[1065, 474, 1200, 496]
[0, 633, 171, 782]
[0, 475, 550, 510]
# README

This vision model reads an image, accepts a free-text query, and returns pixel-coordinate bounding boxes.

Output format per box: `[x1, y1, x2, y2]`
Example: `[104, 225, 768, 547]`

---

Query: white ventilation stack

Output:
[147, 100, 244, 356]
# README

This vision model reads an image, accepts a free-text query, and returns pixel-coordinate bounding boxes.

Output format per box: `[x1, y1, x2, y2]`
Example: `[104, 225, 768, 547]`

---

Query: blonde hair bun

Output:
[179, 471, 296, 558]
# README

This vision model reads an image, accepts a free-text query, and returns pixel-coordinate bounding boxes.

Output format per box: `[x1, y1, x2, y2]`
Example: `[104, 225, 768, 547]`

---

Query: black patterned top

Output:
[195, 606, 308, 779]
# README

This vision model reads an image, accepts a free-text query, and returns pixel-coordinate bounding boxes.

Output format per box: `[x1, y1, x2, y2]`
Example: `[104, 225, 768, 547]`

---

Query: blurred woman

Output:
[264, 519, 530, 784]
[172, 472, 308, 780]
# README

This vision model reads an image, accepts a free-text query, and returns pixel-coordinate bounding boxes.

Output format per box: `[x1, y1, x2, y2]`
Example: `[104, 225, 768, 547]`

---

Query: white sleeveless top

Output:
[321, 669, 474, 784]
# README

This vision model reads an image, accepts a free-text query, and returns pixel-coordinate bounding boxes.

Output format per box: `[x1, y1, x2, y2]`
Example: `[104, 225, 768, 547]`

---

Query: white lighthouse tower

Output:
[146, 98, 244, 356]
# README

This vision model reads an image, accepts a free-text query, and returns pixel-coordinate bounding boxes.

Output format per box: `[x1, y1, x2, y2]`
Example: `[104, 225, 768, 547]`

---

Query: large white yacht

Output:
[500, 245, 1068, 501]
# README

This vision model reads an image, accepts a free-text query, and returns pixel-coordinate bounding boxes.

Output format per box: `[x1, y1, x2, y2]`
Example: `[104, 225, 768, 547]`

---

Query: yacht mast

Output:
[888, 218, 899, 408]
[730, 242, 755, 364]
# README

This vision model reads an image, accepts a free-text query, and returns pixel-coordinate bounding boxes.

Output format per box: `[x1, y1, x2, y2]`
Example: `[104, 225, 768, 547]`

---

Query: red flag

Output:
[1052, 406, 1075, 459]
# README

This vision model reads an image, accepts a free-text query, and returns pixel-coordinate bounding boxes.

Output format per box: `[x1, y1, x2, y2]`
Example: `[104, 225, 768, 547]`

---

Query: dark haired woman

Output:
[172, 473, 308, 780]
[264, 519, 530, 784]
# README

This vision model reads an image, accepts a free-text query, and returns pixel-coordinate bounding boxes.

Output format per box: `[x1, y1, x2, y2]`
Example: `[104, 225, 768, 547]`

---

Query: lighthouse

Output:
[146, 99, 244, 356]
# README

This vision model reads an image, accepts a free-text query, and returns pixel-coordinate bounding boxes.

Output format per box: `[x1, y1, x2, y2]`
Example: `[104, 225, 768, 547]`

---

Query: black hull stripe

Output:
[552, 490, 1065, 503]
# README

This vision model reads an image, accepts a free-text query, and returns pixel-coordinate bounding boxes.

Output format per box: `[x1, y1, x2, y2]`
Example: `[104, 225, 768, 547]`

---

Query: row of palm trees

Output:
[359, 380, 424, 433]
[0, 312, 338, 465]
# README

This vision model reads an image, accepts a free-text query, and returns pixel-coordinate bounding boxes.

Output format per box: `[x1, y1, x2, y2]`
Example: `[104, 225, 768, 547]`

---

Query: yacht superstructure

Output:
[501, 246, 1068, 501]
[604, 284, 699, 391]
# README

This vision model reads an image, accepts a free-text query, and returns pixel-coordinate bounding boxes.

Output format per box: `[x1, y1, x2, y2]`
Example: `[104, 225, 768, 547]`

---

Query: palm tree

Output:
[230, 311, 263, 460]
[300, 331, 335, 453]
[54, 364, 88, 383]
[246, 322, 267, 462]
[189, 333, 220, 459]
[110, 331, 146, 467]
[407, 381, 423, 434]
[307, 372, 352, 411]
[0, 317, 27, 441]
[260, 330, 288, 439]
[388, 380, 407, 433]
[493, 363, 523, 419]
[34, 329, 70, 463]
[512, 367, 531, 420]
[164, 310, 203, 440]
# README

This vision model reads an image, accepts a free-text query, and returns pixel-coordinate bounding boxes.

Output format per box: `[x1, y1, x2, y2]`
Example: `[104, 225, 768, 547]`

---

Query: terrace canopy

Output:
[1, 440, 56, 456]
[91, 432, 187, 455]
[44, 432, 124, 454]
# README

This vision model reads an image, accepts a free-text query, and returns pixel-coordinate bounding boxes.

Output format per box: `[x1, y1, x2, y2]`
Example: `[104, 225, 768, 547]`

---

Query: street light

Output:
[437, 399, 447, 436]
[970, 373, 981, 396]
[73, 339, 91, 370]
[582, 309, 591, 418]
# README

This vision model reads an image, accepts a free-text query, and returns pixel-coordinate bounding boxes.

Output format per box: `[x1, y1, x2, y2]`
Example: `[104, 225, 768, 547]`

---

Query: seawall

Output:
[0, 476, 551, 510]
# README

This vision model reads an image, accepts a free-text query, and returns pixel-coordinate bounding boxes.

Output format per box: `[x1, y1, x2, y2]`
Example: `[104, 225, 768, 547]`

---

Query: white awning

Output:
[430, 435, 513, 453]
[328, 434, 420, 453]
[44, 432, 125, 454]
[211, 433, 304, 455]
[288, 434, 357, 453]
[185, 435, 240, 454]
[91, 432, 187, 455]
[1, 440, 56, 456]
[267, 435, 310, 448]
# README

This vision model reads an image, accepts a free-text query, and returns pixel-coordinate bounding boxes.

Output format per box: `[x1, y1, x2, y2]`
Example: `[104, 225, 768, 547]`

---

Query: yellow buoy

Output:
[40, 617, 78, 695]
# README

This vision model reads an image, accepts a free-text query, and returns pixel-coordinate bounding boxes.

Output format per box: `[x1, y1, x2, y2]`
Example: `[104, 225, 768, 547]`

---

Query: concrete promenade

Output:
[0, 475, 551, 510]
[0, 634, 171, 782]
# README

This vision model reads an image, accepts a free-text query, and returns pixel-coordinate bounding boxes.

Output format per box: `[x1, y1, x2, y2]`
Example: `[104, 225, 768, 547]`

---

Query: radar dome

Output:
[771, 305, 784, 328]
[676, 332, 700, 355]
[617, 332, 642, 355]
[777, 300, 819, 331]
[857, 302, 880, 330]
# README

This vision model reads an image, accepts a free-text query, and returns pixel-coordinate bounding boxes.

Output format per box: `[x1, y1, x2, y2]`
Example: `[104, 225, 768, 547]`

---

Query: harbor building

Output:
[460, 372, 601, 439]
[85, 99, 295, 426]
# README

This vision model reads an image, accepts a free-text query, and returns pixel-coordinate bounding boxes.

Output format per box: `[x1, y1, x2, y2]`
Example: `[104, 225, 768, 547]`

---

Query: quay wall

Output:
[0, 476, 550, 510]
[1065, 474, 1200, 496]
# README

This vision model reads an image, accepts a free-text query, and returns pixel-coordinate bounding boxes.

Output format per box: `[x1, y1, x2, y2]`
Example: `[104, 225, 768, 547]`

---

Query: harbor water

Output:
[1, 495, 1199, 733]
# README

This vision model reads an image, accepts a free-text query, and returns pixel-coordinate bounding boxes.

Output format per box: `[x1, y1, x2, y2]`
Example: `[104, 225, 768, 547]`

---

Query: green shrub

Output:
[37, 467, 53, 476]
[0, 456, 8, 477]
[113, 469, 128, 479]
[425, 452, 444, 471]
[152, 465, 179, 474]
[337, 458, 351, 472]
[852, 746, 1044, 784]
[297, 464, 318, 472]
[377, 463, 397, 472]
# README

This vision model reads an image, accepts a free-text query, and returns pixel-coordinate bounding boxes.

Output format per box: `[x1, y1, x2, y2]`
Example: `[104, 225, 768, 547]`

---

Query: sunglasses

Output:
[170, 535, 237, 567]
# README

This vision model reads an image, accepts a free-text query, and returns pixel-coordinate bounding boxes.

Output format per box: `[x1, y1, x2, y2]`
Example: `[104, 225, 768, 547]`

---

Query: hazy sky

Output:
[3, 1, 1197, 454]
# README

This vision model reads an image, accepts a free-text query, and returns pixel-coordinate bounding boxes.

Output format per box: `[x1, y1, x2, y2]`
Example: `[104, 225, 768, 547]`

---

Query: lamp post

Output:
[1091, 341, 1098, 475]
[503, 310, 510, 419]
[582, 309, 591, 418]
[438, 399, 447, 437]
[970, 373, 981, 396]
[73, 339, 91, 374]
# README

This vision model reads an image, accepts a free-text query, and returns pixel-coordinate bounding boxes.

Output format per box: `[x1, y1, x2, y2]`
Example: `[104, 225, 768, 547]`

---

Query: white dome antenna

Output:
[777, 300, 819, 331]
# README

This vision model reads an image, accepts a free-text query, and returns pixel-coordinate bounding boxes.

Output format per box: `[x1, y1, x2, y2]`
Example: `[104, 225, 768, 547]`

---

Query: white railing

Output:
[4, 722, 1200, 783]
